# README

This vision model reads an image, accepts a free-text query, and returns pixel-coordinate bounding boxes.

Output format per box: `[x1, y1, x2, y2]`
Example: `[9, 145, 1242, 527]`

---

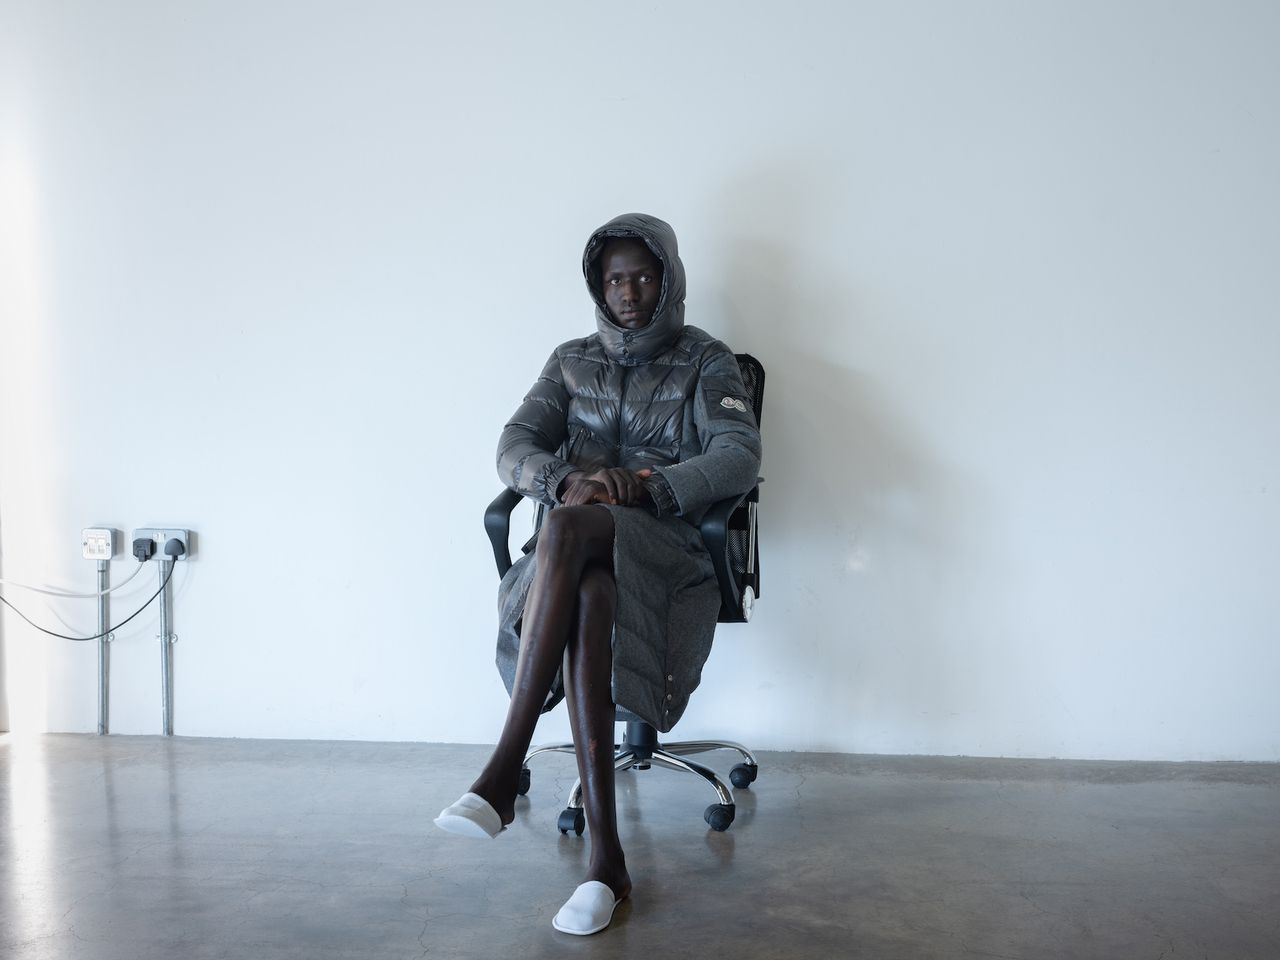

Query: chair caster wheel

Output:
[558, 808, 585, 836]
[730, 763, 758, 789]
[517, 767, 531, 796]
[704, 803, 735, 832]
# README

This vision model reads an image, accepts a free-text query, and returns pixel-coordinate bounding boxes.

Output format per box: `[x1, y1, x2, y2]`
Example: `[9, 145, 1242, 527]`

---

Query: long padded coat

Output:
[494, 213, 761, 732]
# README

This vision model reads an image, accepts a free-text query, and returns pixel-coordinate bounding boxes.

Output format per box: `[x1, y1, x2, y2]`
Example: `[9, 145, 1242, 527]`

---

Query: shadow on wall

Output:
[709, 179, 987, 750]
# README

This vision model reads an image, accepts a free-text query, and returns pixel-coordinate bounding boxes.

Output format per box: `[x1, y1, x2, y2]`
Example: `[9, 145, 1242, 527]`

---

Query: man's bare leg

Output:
[467, 506, 614, 824]
[563, 563, 631, 900]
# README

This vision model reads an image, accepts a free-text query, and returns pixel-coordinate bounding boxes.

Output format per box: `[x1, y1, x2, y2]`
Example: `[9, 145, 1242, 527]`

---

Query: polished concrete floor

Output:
[1, 735, 1278, 959]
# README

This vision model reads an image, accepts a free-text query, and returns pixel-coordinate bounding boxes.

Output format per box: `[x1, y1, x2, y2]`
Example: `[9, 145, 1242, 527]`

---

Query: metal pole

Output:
[159, 559, 174, 736]
[97, 559, 110, 734]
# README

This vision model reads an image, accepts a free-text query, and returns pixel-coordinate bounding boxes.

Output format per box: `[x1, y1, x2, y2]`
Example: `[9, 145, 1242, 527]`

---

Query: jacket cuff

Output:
[644, 473, 679, 518]
[543, 462, 581, 506]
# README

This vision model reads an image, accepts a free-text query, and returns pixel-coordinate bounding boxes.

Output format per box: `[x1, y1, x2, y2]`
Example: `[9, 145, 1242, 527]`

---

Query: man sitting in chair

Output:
[435, 212, 761, 936]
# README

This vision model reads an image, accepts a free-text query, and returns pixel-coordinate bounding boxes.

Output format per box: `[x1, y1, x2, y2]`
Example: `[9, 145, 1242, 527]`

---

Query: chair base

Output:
[522, 720, 758, 832]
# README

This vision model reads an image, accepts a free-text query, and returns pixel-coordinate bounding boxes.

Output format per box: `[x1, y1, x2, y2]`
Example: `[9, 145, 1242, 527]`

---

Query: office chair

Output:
[484, 354, 764, 833]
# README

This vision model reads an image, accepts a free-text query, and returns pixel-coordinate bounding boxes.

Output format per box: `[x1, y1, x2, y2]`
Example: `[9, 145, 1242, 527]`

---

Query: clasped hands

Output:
[559, 468, 654, 507]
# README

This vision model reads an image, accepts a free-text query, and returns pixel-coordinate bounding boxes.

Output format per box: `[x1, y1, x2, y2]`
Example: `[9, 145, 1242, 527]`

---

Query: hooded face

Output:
[583, 213, 686, 364]
[599, 238, 664, 330]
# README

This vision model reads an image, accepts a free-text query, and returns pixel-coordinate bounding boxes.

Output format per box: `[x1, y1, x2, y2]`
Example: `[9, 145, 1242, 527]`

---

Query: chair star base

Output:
[521, 720, 758, 833]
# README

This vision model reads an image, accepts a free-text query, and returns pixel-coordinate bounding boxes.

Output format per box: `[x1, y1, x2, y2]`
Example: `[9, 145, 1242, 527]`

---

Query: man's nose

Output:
[620, 281, 638, 303]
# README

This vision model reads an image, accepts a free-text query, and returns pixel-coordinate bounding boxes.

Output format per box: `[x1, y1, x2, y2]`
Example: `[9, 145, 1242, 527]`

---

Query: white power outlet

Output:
[132, 527, 192, 561]
[83, 527, 117, 560]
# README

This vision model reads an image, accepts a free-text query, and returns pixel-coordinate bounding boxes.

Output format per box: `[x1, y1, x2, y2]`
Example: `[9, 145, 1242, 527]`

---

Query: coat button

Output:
[667, 675, 674, 682]
[666, 693, 673, 701]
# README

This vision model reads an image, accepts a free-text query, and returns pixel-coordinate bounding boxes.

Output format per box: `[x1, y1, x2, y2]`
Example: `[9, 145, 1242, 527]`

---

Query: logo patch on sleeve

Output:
[720, 396, 748, 413]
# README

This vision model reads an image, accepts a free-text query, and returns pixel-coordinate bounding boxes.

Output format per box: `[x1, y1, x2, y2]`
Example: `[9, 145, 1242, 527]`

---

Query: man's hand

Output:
[587, 467, 653, 505]
[558, 468, 654, 507]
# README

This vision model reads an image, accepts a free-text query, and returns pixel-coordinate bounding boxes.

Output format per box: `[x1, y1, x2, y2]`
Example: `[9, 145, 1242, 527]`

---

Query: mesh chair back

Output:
[726, 521, 751, 582]
[720, 354, 764, 614]
[735, 354, 765, 426]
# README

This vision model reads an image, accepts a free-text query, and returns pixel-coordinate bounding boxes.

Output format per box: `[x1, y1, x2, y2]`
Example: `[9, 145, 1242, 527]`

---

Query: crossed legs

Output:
[464, 505, 631, 900]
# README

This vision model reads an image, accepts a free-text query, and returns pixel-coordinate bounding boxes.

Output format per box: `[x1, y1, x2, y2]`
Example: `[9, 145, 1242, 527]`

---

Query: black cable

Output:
[0, 560, 177, 642]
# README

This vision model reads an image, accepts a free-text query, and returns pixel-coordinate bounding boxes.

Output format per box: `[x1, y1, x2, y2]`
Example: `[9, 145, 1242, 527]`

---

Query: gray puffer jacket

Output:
[496, 213, 761, 521]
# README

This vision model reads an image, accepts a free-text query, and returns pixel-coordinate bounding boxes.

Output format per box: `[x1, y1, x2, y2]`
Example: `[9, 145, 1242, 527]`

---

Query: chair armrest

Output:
[484, 488, 523, 578]
[700, 483, 761, 622]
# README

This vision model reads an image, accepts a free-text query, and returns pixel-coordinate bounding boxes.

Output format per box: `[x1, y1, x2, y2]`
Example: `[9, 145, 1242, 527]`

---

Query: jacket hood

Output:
[583, 213, 686, 364]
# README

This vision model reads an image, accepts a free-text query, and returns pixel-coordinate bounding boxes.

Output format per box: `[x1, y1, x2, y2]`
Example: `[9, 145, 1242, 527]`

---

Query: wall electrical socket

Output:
[82, 527, 117, 560]
[132, 527, 192, 561]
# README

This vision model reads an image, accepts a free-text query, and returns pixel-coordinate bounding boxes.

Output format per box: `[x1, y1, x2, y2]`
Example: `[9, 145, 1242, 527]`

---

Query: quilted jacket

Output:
[496, 212, 761, 521]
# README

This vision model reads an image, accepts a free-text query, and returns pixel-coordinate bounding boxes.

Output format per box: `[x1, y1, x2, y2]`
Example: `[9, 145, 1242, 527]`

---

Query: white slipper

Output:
[551, 881, 623, 935]
[433, 792, 504, 838]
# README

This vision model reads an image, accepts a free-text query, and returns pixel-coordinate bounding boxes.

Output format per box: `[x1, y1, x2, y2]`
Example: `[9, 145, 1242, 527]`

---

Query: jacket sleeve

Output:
[496, 349, 581, 506]
[650, 343, 762, 519]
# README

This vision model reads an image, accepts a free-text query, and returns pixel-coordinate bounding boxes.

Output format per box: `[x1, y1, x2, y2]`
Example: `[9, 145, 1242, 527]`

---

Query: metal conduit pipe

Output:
[96, 559, 110, 735]
[158, 559, 174, 736]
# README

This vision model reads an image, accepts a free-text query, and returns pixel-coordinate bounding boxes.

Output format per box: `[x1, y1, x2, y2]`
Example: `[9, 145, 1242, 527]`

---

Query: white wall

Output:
[2, 1, 1277, 759]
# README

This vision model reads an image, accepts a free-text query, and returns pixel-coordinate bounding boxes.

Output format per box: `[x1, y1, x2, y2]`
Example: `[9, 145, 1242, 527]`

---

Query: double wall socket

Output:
[82, 528, 118, 560]
[133, 527, 192, 561]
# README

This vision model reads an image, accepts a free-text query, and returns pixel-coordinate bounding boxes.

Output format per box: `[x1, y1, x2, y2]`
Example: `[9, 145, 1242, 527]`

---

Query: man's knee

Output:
[538, 506, 605, 560]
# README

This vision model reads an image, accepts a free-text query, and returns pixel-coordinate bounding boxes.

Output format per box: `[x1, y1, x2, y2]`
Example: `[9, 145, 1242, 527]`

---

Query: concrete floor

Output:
[1, 735, 1278, 959]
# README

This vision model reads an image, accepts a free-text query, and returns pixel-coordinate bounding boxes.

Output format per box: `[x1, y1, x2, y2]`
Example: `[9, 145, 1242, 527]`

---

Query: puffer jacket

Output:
[496, 213, 761, 522]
